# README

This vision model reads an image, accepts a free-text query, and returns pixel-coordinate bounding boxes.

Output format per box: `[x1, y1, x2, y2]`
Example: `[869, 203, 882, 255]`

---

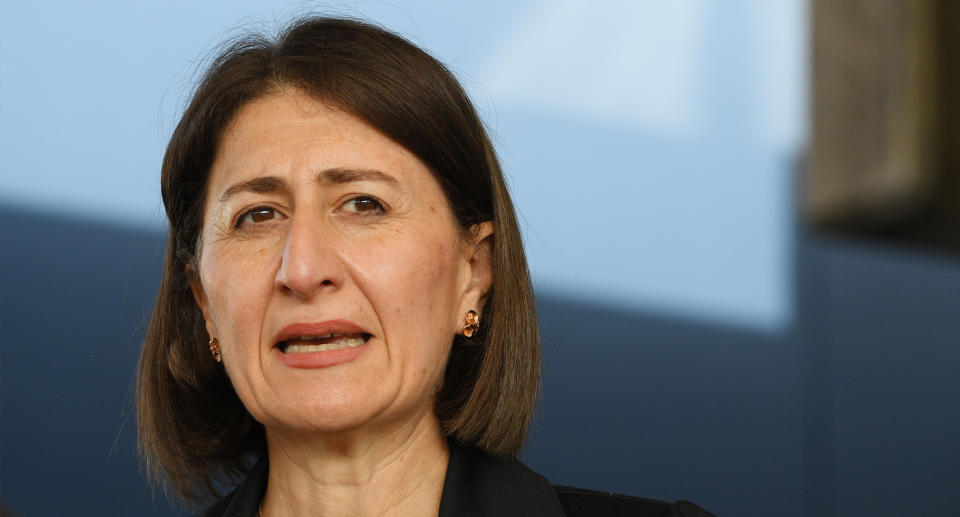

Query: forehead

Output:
[209, 89, 433, 191]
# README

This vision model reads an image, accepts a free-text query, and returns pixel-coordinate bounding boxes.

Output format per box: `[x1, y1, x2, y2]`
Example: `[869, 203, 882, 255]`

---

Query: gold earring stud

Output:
[209, 337, 222, 362]
[462, 310, 480, 337]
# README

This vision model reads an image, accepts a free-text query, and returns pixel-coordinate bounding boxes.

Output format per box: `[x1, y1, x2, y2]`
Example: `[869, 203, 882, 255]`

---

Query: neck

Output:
[260, 408, 449, 517]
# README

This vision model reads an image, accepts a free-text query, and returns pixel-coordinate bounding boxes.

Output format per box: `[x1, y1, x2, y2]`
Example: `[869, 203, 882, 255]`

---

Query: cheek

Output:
[390, 238, 456, 310]
[199, 240, 278, 351]
[352, 228, 462, 355]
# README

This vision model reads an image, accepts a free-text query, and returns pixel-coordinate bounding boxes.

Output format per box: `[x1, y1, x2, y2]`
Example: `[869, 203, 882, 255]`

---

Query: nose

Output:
[275, 214, 343, 299]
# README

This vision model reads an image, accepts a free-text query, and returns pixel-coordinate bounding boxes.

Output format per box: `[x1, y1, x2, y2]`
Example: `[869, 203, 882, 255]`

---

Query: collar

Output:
[438, 441, 565, 517]
[210, 440, 565, 517]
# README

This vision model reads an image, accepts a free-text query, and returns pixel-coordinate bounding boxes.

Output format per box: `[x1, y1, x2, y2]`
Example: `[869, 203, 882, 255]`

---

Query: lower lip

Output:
[274, 342, 369, 369]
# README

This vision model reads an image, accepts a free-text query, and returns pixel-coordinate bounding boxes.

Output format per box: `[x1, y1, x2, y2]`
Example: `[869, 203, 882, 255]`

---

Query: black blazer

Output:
[203, 441, 714, 517]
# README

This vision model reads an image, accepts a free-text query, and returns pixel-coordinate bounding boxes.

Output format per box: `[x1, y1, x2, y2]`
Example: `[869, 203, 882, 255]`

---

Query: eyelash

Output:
[341, 195, 386, 215]
[234, 196, 387, 229]
[235, 206, 282, 229]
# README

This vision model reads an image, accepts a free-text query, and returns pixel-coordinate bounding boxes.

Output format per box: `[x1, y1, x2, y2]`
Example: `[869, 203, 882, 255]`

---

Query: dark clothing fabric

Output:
[202, 441, 714, 517]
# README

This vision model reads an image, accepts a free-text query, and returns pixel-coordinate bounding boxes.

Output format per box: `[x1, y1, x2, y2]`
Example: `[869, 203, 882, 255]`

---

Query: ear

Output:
[186, 262, 218, 339]
[461, 221, 495, 314]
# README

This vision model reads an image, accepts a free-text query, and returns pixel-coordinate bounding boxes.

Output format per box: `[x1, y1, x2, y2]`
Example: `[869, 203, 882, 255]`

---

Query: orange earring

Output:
[209, 337, 222, 362]
[462, 310, 480, 337]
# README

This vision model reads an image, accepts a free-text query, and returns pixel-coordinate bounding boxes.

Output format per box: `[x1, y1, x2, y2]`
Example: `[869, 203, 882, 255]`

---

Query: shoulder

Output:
[553, 485, 716, 517]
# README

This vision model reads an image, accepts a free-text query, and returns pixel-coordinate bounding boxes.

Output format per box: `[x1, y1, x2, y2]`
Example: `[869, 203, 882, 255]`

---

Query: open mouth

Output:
[277, 333, 372, 354]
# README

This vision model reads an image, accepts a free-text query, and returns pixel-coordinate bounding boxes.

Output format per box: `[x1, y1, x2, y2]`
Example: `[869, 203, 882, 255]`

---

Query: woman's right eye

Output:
[236, 207, 282, 229]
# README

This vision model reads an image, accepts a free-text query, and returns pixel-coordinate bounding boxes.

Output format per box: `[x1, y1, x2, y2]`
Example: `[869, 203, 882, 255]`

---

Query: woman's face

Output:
[191, 89, 491, 437]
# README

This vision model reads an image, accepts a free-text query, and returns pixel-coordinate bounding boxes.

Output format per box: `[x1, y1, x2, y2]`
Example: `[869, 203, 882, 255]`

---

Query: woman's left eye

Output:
[342, 196, 386, 215]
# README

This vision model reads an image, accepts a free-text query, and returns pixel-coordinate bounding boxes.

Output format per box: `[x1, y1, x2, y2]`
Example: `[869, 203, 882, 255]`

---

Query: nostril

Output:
[321, 279, 334, 286]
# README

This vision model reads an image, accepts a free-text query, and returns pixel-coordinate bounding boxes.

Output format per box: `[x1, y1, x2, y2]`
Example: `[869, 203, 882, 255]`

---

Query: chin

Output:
[254, 390, 391, 436]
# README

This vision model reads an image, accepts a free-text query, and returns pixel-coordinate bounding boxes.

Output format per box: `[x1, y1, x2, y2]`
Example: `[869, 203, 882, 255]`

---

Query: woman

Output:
[137, 16, 713, 517]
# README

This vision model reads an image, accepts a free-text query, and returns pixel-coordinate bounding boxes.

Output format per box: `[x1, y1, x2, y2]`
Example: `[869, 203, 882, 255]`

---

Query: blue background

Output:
[2, 1, 958, 516]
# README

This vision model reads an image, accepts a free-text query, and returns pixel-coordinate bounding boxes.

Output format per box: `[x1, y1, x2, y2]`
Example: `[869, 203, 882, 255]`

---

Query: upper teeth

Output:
[298, 334, 341, 340]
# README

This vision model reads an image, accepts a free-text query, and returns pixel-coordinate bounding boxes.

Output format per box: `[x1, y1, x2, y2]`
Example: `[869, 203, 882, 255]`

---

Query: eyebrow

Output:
[218, 176, 285, 202]
[218, 168, 400, 202]
[319, 167, 400, 186]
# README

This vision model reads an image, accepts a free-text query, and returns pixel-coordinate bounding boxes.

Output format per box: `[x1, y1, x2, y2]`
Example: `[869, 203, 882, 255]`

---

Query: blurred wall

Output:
[0, 0, 804, 330]
[2, 2, 958, 517]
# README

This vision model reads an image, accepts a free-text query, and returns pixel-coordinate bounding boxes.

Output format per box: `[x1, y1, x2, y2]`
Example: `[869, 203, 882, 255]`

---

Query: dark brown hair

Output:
[136, 16, 539, 505]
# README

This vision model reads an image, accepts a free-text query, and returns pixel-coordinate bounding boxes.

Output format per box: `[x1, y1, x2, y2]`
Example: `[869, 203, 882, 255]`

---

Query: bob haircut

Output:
[136, 16, 540, 504]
